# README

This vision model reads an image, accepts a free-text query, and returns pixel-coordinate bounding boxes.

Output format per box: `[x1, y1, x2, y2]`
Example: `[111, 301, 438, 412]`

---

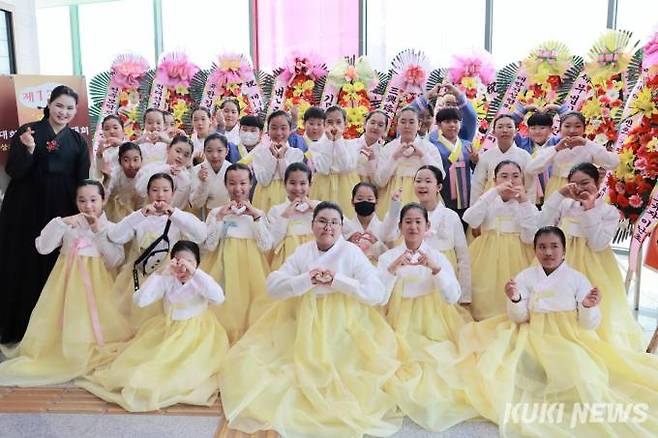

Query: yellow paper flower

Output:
[647, 138, 658, 153]
[631, 87, 658, 116]
[461, 77, 477, 89]
[175, 85, 189, 95]
[172, 99, 188, 125]
[581, 99, 602, 119]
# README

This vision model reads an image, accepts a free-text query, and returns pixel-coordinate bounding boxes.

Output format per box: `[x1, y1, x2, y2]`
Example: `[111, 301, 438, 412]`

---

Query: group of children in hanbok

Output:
[0, 87, 656, 437]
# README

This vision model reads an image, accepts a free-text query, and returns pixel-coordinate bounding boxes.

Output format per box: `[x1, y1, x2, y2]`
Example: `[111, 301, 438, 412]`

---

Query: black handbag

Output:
[132, 219, 172, 291]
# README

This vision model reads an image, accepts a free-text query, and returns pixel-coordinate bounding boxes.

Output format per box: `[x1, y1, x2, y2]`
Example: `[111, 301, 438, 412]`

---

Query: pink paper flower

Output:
[642, 31, 658, 70]
[111, 54, 149, 89]
[629, 194, 643, 208]
[156, 52, 199, 88]
[448, 50, 495, 85]
[280, 51, 327, 84]
[615, 182, 626, 194]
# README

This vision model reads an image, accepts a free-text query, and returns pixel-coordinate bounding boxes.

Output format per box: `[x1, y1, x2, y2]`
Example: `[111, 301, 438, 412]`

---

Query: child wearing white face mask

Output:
[236, 116, 263, 166]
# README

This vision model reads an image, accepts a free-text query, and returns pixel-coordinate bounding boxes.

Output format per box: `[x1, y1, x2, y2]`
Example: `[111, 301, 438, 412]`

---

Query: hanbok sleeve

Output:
[172, 172, 192, 209]
[170, 208, 207, 243]
[267, 248, 314, 299]
[451, 216, 472, 302]
[457, 94, 477, 142]
[588, 140, 619, 170]
[251, 217, 273, 252]
[203, 210, 222, 251]
[469, 155, 488, 204]
[525, 146, 557, 176]
[538, 192, 565, 227]
[574, 273, 601, 330]
[332, 249, 389, 306]
[376, 250, 398, 296]
[308, 138, 332, 174]
[463, 187, 497, 228]
[421, 141, 446, 176]
[278, 147, 303, 176]
[266, 207, 289, 250]
[188, 269, 225, 304]
[189, 167, 210, 209]
[35, 217, 68, 254]
[108, 210, 145, 244]
[579, 203, 619, 252]
[134, 165, 155, 199]
[333, 138, 358, 172]
[75, 133, 91, 181]
[133, 272, 169, 307]
[431, 250, 461, 304]
[373, 145, 398, 187]
[93, 224, 125, 268]
[515, 201, 539, 244]
[6, 124, 36, 179]
[380, 200, 402, 243]
[507, 270, 531, 323]
[253, 147, 278, 185]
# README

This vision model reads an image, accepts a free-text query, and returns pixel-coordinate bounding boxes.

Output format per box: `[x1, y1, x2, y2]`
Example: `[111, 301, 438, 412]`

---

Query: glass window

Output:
[257, 0, 359, 71]
[616, 0, 658, 42]
[36, 6, 73, 75]
[78, 0, 155, 80]
[0, 10, 12, 74]
[162, 0, 251, 69]
[492, 0, 609, 67]
[366, 0, 485, 71]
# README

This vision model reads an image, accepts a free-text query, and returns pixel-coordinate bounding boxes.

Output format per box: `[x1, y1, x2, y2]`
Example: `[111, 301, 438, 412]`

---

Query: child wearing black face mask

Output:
[342, 182, 400, 263]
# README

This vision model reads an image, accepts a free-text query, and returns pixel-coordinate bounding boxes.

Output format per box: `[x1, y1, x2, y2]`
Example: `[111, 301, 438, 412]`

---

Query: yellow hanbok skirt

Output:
[310, 171, 360, 218]
[201, 237, 271, 344]
[113, 242, 167, 330]
[376, 175, 417, 219]
[566, 237, 645, 351]
[0, 256, 132, 386]
[384, 287, 476, 431]
[105, 192, 141, 223]
[270, 233, 314, 271]
[457, 312, 658, 437]
[544, 174, 568, 200]
[219, 293, 403, 438]
[77, 310, 229, 412]
[253, 179, 286, 214]
[469, 231, 535, 321]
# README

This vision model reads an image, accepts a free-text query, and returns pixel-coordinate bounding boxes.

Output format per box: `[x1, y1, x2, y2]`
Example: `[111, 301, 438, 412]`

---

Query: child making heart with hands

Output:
[343, 182, 400, 263]
[539, 162, 644, 350]
[377, 202, 475, 432]
[266, 162, 319, 270]
[463, 160, 538, 320]
[0, 180, 131, 387]
[202, 163, 273, 343]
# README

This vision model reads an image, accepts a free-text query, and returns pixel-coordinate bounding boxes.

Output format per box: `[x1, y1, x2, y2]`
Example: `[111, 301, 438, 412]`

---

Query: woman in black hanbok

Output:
[0, 85, 90, 344]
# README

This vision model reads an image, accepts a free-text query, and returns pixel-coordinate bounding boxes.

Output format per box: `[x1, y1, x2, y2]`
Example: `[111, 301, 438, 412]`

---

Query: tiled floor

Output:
[0, 247, 655, 438]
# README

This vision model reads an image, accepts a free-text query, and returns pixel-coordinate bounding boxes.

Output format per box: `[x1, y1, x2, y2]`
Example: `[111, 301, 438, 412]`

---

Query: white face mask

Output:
[240, 131, 260, 146]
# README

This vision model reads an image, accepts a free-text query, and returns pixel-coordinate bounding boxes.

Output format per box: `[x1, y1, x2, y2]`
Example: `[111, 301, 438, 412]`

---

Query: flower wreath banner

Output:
[147, 52, 200, 131]
[563, 30, 639, 148]
[446, 49, 497, 149]
[608, 31, 658, 270]
[379, 49, 431, 139]
[267, 51, 328, 132]
[88, 54, 150, 149]
[197, 53, 266, 118]
[321, 55, 378, 139]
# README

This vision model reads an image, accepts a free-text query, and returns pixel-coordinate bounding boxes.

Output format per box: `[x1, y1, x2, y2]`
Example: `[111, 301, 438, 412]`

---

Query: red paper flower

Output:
[46, 140, 58, 152]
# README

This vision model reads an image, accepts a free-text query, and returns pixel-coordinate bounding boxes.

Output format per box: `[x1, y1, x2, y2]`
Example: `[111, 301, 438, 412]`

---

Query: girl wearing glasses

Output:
[539, 163, 644, 350]
[219, 202, 402, 438]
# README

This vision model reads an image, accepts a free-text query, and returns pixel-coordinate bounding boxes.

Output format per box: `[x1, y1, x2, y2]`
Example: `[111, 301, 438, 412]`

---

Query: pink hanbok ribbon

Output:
[64, 237, 105, 347]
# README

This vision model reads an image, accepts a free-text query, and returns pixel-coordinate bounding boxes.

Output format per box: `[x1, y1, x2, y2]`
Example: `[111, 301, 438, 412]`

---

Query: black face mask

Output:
[354, 201, 376, 216]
